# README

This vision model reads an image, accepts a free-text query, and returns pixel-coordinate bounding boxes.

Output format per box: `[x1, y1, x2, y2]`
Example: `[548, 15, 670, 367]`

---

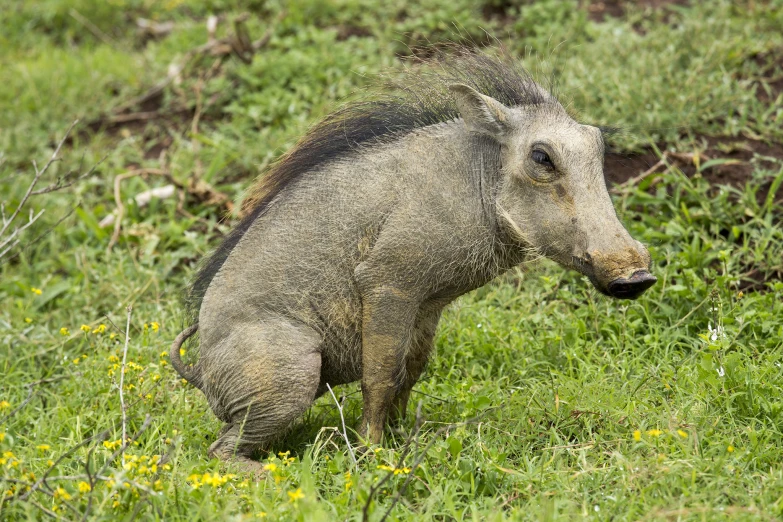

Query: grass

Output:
[1, 0, 782, 519]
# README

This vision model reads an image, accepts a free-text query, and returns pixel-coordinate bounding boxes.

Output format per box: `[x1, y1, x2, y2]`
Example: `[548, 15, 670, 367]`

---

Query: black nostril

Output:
[607, 270, 657, 300]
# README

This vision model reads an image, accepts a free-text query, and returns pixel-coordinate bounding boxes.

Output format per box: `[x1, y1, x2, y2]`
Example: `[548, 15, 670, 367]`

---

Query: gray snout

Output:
[607, 270, 657, 300]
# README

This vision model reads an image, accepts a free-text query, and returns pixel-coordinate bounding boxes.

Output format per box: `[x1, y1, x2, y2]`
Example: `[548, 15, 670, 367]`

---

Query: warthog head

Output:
[451, 83, 655, 299]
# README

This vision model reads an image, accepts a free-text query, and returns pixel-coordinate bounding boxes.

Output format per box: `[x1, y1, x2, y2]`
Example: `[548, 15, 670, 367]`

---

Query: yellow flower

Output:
[737, 291, 744, 299]
[24, 317, 32, 323]
[47, 459, 54, 466]
[287, 488, 305, 502]
[151, 321, 160, 332]
[31, 287, 42, 295]
[36, 444, 50, 451]
[109, 333, 118, 340]
[646, 429, 663, 437]
[677, 429, 688, 439]
[0, 432, 5, 442]
[80, 325, 90, 332]
[263, 463, 278, 472]
[377, 464, 394, 472]
[103, 440, 122, 450]
[92, 324, 106, 335]
[143, 323, 149, 332]
[59, 327, 70, 336]
[159, 351, 168, 357]
[0, 401, 9, 410]
[53, 487, 71, 500]
[180, 348, 186, 357]
[73, 358, 80, 365]
[633, 430, 641, 441]
[78, 481, 91, 493]
[727, 445, 735, 453]
[394, 467, 411, 475]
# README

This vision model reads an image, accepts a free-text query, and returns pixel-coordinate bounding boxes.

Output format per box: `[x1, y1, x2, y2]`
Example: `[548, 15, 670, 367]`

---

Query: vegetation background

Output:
[1, 0, 782, 519]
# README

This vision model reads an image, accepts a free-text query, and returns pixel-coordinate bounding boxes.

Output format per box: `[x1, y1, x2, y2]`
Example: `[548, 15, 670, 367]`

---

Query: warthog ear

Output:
[449, 83, 513, 139]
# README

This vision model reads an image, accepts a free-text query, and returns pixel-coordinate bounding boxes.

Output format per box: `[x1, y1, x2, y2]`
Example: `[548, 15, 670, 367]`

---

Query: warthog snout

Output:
[606, 270, 657, 300]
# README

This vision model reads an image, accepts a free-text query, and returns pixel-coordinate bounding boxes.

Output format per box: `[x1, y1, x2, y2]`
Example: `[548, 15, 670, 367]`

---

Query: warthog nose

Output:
[607, 270, 657, 300]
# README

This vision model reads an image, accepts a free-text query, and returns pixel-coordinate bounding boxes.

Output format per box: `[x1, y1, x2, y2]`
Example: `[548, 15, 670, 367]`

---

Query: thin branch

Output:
[120, 305, 132, 443]
[0, 375, 72, 425]
[69, 9, 117, 47]
[108, 169, 171, 250]
[29, 500, 69, 521]
[611, 151, 705, 194]
[1, 206, 77, 266]
[95, 414, 153, 480]
[17, 429, 111, 502]
[0, 209, 45, 258]
[362, 406, 501, 522]
[363, 402, 424, 522]
[0, 120, 77, 239]
[326, 383, 356, 465]
[30, 157, 105, 196]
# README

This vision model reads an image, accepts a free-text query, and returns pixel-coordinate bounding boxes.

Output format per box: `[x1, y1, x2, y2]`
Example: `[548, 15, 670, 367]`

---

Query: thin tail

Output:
[170, 323, 202, 389]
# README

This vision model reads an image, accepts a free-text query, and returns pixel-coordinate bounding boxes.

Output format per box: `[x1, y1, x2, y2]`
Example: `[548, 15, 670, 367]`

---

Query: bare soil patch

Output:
[585, 0, 689, 23]
[604, 136, 783, 196]
[750, 50, 783, 103]
[605, 136, 783, 292]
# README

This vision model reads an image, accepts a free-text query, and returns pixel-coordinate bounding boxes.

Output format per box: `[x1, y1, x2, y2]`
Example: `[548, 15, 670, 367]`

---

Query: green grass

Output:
[1, 0, 783, 519]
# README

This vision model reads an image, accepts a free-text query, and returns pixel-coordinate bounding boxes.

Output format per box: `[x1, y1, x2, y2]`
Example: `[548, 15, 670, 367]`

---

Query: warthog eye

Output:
[532, 149, 554, 168]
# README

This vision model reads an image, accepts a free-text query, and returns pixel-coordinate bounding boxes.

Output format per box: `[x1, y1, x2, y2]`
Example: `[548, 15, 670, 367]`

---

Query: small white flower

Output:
[594, 505, 600, 512]
[708, 322, 725, 342]
[717, 366, 725, 377]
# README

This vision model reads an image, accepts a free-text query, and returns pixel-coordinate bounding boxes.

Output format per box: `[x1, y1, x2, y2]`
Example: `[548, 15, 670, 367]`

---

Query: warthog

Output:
[171, 51, 655, 471]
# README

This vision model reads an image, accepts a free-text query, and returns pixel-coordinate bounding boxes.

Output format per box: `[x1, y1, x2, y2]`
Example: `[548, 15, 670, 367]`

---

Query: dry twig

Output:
[611, 151, 706, 194]
[0, 375, 74, 426]
[362, 405, 501, 522]
[0, 121, 80, 260]
[120, 305, 132, 442]
[327, 383, 357, 465]
[107, 168, 228, 250]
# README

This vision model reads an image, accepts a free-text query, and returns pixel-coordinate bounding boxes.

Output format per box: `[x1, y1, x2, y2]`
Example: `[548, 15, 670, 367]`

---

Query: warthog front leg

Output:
[388, 307, 440, 424]
[357, 285, 420, 444]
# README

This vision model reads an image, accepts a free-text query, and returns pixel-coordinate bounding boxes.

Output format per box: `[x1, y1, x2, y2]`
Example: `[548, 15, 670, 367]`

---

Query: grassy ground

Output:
[1, 0, 782, 519]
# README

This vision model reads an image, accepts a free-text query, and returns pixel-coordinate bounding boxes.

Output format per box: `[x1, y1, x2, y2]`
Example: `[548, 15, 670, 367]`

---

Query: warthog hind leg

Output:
[203, 319, 322, 472]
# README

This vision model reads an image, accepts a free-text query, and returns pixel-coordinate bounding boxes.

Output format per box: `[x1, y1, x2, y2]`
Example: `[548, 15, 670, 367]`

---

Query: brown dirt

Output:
[336, 24, 373, 41]
[604, 136, 783, 197]
[605, 137, 783, 292]
[749, 50, 783, 104]
[585, 0, 690, 23]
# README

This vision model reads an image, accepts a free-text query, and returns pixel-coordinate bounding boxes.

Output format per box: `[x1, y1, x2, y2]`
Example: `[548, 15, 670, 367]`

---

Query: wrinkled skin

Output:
[451, 84, 653, 294]
[171, 83, 654, 472]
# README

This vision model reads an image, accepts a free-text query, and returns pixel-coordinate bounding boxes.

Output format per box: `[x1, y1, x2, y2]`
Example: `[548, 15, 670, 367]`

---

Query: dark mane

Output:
[185, 49, 552, 316]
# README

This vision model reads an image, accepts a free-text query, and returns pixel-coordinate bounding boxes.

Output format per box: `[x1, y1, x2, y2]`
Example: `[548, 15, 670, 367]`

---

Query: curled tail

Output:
[170, 323, 203, 389]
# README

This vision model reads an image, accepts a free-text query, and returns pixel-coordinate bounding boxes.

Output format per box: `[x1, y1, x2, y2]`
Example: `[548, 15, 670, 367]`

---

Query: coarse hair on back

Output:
[185, 47, 555, 317]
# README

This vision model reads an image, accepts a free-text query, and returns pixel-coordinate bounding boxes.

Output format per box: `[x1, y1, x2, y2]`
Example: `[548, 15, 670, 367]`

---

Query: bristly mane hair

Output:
[185, 49, 554, 317]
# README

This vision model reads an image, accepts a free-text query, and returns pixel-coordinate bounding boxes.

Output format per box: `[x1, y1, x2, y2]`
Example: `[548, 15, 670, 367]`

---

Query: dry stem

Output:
[120, 305, 132, 442]
[326, 383, 357, 465]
